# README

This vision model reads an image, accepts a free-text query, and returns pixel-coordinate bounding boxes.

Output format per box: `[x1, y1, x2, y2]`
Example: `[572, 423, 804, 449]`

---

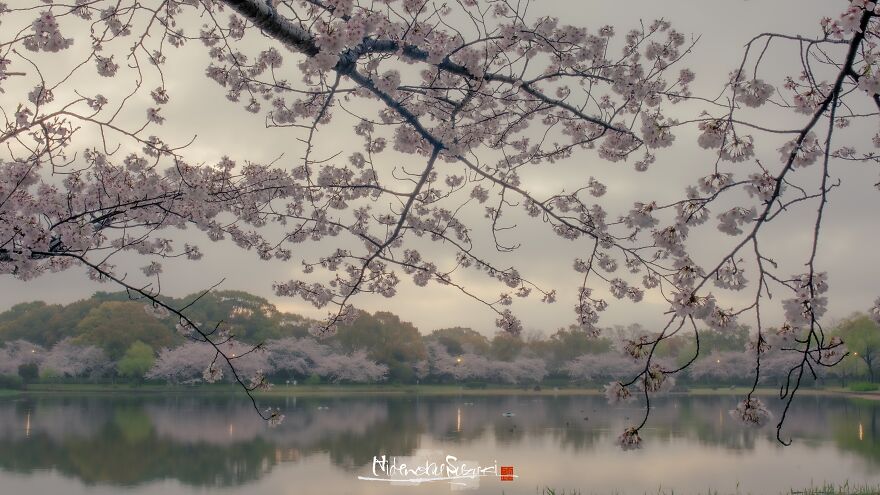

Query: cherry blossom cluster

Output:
[1, 339, 115, 379]
[1, 0, 879, 442]
[415, 341, 548, 384]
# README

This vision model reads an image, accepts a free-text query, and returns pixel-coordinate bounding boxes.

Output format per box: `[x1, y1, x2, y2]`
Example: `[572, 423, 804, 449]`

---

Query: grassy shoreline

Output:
[1, 383, 877, 400]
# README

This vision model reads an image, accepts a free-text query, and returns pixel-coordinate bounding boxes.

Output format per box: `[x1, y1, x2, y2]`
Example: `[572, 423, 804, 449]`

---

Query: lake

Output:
[0, 392, 877, 494]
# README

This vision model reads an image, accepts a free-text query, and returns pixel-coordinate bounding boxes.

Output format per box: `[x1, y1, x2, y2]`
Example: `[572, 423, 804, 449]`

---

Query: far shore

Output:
[0, 383, 878, 401]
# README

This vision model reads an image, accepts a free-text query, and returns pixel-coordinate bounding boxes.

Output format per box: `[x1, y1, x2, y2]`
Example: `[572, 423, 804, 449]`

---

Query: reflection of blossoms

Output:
[730, 398, 772, 427]
[618, 427, 642, 450]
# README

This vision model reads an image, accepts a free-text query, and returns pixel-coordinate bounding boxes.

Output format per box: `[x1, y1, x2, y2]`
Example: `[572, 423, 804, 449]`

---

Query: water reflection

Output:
[0, 393, 877, 492]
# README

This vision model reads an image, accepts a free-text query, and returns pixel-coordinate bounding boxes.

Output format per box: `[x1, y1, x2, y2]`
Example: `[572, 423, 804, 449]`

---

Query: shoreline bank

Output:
[1, 383, 877, 401]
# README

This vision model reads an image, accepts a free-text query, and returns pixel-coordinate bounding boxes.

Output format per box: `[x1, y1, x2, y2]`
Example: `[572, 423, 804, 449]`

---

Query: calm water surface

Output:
[0, 393, 878, 494]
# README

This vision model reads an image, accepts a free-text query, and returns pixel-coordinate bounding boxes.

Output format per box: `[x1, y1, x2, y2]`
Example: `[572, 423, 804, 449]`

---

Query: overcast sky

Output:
[1, 0, 876, 336]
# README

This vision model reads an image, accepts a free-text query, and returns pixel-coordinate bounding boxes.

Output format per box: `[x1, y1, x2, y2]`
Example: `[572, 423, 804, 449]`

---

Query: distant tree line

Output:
[0, 291, 877, 389]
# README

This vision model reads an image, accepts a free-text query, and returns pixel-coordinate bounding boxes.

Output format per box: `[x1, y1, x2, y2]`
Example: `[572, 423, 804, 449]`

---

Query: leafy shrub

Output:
[0, 374, 23, 390]
[40, 367, 60, 382]
[463, 381, 487, 389]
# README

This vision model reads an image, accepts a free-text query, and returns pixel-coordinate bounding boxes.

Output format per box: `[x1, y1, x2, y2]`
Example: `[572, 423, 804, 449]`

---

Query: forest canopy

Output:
[0, 291, 875, 388]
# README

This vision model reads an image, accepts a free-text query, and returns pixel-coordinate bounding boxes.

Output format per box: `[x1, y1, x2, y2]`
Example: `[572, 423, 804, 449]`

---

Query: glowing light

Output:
[25, 412, 31, 438]
[456, 357, 462, 364]
[716, 359, 721, 364]
[859, 422, 864, 441]
[456, 407, 462, 432]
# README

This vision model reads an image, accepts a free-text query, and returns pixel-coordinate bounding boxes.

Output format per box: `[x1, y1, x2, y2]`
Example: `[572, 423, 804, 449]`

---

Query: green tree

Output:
[654, 334, 690, 360]
[671, 325, 750, 366]
[543, 326, 612, 364]
[165, 290, 311, 342]
[46, 298, 108, 341]
[18, 362, 38, 384]
[489, 332, 524, 361]
[74, 301, 178, 360]
[827, 354, 868, 386]
[39, 367, 61, 382]
[116, 341, 155, 381]
[0, 302, 68, 347]
[837, 314, 880, 382]
[699, 325, 750, 354]
[426, 327, 490, 355]
[332, 311, 426, 382]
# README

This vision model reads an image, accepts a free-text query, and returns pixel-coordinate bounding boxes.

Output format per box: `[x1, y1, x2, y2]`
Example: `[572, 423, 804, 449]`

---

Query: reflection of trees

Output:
[643, 394, 880, 466]
[646, 395, 766, 450]
[0, 395, 417, 485]
[0, 410, 277, 486]
[0, 394, 877, 486]
[316, 398, 422, 470]
[0, 397, 109, 441]
[143, 396, 389, 447]
[831, 399, 880, 467]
